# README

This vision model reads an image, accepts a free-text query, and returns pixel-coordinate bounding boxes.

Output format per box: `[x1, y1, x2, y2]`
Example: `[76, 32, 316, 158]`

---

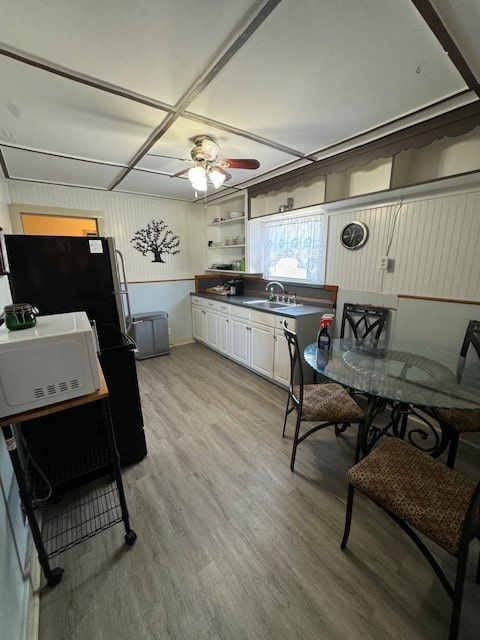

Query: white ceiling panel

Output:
[188, 0, 467, 154]
[0, 1, 478, 200]
[0, 0, 259, 103]
[117, 170, 200, 201]
[3, 148, 123, 188]
[0, 57, 166, 162]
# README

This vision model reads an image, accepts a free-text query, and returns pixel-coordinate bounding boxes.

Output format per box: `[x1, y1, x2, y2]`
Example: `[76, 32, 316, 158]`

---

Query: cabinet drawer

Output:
[251, 309, 275, 327]
[229, 305, 251, 319]
[205, 299, 219, 310]
[218, 302, 231, 313]
[191, 296, 205, 307]
[275, 315, 296, 332]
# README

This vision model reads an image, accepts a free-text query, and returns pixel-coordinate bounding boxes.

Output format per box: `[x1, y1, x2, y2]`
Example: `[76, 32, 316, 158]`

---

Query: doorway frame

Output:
[9, 204, 106, 236]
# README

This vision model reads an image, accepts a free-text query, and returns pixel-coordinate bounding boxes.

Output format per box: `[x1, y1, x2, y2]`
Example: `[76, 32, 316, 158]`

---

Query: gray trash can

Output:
[129, 311, 169, 360]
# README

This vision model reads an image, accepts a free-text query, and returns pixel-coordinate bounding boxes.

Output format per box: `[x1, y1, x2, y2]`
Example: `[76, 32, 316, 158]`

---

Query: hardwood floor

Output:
[38, 343, 480, 640]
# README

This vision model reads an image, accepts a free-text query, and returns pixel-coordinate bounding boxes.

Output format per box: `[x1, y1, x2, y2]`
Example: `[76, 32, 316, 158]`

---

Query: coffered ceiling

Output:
[0, 0, 478, 203]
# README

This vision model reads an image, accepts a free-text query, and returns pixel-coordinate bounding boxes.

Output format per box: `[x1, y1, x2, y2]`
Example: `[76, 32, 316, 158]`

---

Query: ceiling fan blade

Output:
[171, 167, 190, 178]
[221, 159, 260, 170]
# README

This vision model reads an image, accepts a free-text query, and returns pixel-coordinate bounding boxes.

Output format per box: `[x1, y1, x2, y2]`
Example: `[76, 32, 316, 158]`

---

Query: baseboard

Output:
[170, 337, 195, 347]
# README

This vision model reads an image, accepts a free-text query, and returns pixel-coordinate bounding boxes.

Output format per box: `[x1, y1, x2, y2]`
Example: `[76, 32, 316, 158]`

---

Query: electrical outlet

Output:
[379, 256, 389, 270]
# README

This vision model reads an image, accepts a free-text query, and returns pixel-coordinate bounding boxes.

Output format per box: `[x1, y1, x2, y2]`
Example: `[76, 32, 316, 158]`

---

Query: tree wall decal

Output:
[130, 220, 181, 263]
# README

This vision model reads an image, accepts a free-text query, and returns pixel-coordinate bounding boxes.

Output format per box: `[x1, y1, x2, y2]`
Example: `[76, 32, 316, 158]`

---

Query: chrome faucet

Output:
[265, 281, 284, 293]
[265, 281, 284, 301]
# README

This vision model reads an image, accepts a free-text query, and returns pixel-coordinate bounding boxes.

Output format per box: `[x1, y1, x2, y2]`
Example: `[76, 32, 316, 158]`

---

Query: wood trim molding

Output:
[248, 101, 480, 197]
[398, 293, 480, 306]
[8, 203, 105, 236]
[129, 278, 195, 284]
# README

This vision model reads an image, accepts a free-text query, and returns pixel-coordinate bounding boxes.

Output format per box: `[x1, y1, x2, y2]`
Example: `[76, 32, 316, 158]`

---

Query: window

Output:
[262, 212, 325, 284]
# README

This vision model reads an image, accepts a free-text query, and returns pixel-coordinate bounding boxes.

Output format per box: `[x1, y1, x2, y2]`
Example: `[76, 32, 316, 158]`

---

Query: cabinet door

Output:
[218, 313, 230, 355]
[250, 322, 274, 378]
[205, 308, 218, 348]
[273, 330, 290, 387]
[230, 316, 249, 365]
[192, 305, 206, 342]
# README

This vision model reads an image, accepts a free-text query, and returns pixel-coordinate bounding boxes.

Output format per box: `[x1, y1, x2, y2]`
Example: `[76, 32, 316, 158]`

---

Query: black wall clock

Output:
[340, 221, 369, 250]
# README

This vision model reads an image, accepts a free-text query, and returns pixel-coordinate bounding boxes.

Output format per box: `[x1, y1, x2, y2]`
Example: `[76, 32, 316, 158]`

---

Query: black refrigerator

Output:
[4, 235, 147, 479]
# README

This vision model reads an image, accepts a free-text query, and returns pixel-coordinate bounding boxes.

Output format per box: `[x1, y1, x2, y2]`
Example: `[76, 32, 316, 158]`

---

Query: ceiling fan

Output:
[170, 135, 260, 192]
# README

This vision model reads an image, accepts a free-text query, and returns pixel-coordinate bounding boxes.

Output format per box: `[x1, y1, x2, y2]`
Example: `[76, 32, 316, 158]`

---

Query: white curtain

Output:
[263, 214, 324, 283]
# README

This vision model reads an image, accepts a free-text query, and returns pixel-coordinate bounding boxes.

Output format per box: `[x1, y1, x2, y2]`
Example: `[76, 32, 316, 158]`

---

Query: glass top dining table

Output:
[304, 338, 480, 411]
[304, 338, 480, 455]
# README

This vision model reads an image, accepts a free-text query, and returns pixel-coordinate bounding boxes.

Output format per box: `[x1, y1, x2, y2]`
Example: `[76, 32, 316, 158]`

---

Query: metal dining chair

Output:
[339, 303, 389, 405]
[341, 432, 480, 640]
[340, 302, 389, 343]
[282, 320, 364, 471]
[432, 320, 480, 468]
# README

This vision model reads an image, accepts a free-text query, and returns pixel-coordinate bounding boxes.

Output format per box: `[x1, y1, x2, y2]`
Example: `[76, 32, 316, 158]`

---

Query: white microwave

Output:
[0, 311, 101, 418]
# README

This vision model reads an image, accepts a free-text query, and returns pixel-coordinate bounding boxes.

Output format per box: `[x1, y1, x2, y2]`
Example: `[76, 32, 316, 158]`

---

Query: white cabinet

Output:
[191, 296, 322, 387]
[191, 296, 206, 341]
[250, 310, 275, 378]
[273, 315, 295, 386]
[230, 306, 250, 366]
[204, 299, 219, 348]
[217, 301, 231, 355]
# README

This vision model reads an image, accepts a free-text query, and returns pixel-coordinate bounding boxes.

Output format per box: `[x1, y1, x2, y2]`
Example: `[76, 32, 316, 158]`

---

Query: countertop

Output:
[190, 292, 333, 318]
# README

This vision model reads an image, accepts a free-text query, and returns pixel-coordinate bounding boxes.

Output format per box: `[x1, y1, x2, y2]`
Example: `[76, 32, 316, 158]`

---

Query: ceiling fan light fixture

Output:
[199, 136, 220, 161]
[188, 165, 207, 191]
[208, 167, 226, 189]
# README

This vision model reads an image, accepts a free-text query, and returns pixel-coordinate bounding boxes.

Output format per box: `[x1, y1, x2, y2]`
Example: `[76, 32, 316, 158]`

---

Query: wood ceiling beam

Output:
[0, 44, 174, 113]
[108, 0, 286, 190]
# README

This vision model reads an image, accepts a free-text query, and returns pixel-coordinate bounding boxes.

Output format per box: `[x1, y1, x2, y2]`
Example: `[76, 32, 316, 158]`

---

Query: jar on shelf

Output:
[3, 303, 38, 330]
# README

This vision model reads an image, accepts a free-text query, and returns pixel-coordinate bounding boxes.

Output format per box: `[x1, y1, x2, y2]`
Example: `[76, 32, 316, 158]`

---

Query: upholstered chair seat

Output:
[347, 437, 476, 556]
[294, 383, 365, 423]
[342, 432, 480, 640]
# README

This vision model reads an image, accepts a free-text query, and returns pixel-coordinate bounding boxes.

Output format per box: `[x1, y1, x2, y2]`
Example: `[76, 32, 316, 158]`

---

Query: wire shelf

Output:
[21, 401, 113, 500]
[41, 479, 123, 558]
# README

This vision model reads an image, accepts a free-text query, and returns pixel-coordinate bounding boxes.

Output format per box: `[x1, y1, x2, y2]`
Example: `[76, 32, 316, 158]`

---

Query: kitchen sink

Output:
[242, 299, 302, 309]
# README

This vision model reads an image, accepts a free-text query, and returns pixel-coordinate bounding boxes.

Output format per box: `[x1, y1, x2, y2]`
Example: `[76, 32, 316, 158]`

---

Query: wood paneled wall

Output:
[7, 182, 204, 282]
[325, 186, 480, 301]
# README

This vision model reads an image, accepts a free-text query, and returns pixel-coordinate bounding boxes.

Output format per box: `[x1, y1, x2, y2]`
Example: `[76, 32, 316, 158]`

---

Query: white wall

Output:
[326, 186, 480, 300]
[324, 184, 480, 349]
[0, 176, 31, 640]
[7, 181, 204, 342]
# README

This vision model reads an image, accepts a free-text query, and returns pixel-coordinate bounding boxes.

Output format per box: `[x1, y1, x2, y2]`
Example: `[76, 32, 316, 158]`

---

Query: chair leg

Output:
[282, 396, 291, 437]
[449, 545, 470, 640]
[290, 412, 302, 472]
[341, 484, 355, 550]
[446, 431, 460, 468]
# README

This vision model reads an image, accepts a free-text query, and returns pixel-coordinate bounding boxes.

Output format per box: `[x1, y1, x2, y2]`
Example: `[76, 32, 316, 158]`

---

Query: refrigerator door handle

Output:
[114, 248, 132, 334]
